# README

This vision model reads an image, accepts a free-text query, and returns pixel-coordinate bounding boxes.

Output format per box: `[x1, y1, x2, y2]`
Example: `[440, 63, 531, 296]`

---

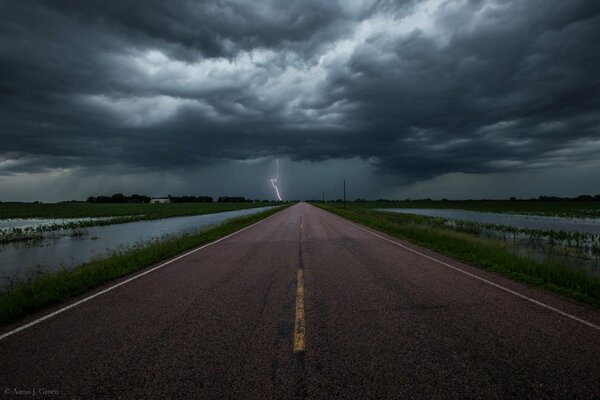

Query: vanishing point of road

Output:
[1, 203, 599, 398]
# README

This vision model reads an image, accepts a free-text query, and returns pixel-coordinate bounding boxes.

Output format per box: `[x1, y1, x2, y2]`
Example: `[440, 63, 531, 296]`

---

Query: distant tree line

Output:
[84, 194, 262, 203]
[306, 195, 600, 203]
[86, 193, 151, 203]
[369, 195, 600, 202]
[217, 196, 251, 202]
[533, 195, 600, 201]
[168, 195, 213, 203]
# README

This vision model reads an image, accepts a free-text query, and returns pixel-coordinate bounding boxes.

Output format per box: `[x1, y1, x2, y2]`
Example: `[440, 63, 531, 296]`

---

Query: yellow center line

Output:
[293, 269, 306, 353]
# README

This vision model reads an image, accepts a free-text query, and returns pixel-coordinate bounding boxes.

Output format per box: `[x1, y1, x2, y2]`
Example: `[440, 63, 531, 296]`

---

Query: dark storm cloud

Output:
[1, 0, 599, 184]
[328, 0, 600, 179]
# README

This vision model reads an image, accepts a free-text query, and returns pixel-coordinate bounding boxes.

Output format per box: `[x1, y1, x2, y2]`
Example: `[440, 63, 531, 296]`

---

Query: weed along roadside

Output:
[0, 204, 290, 326]
[314, 203, 600, 308]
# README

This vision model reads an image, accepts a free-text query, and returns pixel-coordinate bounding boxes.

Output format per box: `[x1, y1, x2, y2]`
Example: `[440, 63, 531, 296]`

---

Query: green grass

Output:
[351, 200, 600, 218]
[0, 205, 289, 326]
[314, 203, 600, 307]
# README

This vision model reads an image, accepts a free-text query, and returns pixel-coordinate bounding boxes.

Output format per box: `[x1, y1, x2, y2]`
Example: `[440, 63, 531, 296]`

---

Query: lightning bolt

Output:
[270, 159, 282, 201]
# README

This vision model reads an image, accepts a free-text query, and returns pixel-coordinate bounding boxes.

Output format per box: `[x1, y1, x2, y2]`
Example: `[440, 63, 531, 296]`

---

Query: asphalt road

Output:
[1, 203, 599, 399]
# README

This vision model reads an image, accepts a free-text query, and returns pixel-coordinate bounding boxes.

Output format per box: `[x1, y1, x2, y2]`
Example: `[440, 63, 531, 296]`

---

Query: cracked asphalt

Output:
[1, 203, 599, 399]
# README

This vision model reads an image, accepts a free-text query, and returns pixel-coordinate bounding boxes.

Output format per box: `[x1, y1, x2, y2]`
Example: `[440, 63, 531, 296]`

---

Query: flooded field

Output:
[0, 202, 278, 243]
[0, 218, 109, 230]
[0, 217, 128, 243]
[0, 206, 275, 288]
[378, 208, 600, 276]
[377, 208, 600, 234]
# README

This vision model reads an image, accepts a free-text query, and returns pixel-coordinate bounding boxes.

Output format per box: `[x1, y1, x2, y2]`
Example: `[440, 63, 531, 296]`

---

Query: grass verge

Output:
[0, 205, 289, 326]
[315, 203, 600, 308]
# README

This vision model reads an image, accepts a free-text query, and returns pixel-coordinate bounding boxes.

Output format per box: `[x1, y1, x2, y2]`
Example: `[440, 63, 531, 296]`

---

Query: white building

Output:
[151, 198, 170, 204]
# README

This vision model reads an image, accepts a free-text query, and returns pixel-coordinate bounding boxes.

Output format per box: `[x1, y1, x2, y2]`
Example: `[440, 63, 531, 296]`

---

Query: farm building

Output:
[151, 198, 170, 204]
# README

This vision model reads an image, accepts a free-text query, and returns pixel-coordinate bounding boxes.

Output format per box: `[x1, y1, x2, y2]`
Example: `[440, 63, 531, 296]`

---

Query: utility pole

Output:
[343, 178, 346, 207]
[322, 191, 325, 203]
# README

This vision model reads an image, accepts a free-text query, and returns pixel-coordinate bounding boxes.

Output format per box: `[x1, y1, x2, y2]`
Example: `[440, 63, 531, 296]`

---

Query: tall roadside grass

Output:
[0, 205, 289, 326]
[315, 203, 600, 307]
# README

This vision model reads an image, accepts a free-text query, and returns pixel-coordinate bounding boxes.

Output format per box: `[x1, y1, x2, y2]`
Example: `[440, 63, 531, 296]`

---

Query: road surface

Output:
[1, 203, 599, 398]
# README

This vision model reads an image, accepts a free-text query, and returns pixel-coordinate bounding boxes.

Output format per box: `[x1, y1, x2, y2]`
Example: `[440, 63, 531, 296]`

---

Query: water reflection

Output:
[377, 208, 600, 234]
[0, 206, 275, 287]
[0, 218, 109, 231]
[378, 208, 600, 276]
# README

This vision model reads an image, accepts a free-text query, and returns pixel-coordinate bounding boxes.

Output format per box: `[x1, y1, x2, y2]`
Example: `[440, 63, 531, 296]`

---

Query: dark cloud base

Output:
[1, 0, 599, 199]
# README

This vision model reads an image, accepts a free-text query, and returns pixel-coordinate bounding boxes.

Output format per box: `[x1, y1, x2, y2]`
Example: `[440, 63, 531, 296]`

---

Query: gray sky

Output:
[1, 0, 599, 201]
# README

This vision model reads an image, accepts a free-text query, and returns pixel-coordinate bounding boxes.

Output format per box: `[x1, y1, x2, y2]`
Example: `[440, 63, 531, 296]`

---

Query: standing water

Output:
[376, 208, 600, 235]
[0, 206, 276, 287]
[377, 208, 600, 275]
